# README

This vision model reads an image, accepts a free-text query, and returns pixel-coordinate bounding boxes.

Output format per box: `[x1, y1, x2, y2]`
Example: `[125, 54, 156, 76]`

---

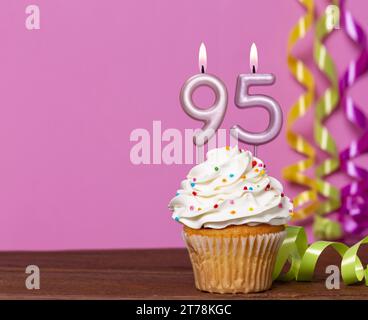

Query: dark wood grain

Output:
[0, 247, 367, 299]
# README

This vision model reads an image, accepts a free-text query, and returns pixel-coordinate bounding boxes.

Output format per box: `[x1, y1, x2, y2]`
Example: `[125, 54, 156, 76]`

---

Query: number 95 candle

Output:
[180, 43, 228, 146]
[232, 43, 283, 155]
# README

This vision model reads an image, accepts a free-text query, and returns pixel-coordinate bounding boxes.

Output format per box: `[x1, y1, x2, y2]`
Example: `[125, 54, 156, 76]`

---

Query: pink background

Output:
[0, 0, 367, 250]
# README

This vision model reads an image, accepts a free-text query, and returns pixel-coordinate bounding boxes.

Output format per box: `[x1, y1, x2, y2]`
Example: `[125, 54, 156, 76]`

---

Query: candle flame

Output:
[250, 43, 258, 73]
[199, 42, 207, 73]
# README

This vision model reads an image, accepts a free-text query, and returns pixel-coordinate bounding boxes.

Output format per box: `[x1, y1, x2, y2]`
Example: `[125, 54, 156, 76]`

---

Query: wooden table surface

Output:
[0, 248, 367, 300]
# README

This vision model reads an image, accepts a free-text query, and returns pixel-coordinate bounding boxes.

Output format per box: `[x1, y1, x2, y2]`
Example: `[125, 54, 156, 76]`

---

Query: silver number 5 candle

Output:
[232, 43, 283, 155]
[180, 43, 228, 146]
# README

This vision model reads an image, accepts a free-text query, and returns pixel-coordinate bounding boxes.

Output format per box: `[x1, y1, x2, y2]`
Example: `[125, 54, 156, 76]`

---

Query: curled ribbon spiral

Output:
[283, 0, 319, 221]
[313, 1, 341, 239]
[338, 0, 368, 240]
[273, 226, 368, 286]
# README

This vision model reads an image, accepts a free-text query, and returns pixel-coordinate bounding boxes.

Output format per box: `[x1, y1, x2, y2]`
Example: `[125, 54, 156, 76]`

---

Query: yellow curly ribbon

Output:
[283, 0, 319, 221]
[313, 2, 341, 239]
[273, 226, 368, 286]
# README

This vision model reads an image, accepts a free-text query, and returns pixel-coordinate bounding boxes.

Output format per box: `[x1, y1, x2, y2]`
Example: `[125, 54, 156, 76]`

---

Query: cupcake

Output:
[168, 146, 293, 294]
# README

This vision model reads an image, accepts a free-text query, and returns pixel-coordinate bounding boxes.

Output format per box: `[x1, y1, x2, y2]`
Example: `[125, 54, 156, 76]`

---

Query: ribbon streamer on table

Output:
[337, 0, 368, 240]
[283, 0, 319, 221]
[273, 226, 368, 286]
[312, 1, 341, 239]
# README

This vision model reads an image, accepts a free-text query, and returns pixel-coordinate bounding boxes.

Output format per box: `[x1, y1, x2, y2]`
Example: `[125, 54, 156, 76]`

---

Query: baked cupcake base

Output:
[183, 224, 285, 294]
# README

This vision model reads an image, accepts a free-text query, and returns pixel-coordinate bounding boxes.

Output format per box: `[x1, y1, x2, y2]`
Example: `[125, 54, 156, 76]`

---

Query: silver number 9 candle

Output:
[180, 43, 228, 146]
[232, 43, 283, 156]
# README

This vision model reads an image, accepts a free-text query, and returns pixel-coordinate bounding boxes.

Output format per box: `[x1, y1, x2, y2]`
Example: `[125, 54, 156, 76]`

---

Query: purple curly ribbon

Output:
[338, 0, 368, 241]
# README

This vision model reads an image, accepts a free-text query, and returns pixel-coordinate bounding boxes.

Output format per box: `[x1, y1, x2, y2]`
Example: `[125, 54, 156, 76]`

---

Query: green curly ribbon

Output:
[313, 2, 341, 239]
[273, 226, 368, 286]
[313, 215, 342, 240]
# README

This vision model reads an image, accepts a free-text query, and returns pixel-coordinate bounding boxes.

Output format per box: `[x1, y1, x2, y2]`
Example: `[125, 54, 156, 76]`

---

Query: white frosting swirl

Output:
[169, 146, 293, 229]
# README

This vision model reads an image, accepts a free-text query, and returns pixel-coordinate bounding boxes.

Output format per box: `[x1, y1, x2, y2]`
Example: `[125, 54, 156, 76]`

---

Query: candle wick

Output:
[252, 65, 256, 74]
[201, 65, 205, 74]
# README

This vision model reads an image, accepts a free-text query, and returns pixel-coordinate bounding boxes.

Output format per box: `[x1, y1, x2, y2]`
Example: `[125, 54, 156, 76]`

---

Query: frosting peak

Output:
[169, 146, 292, 229]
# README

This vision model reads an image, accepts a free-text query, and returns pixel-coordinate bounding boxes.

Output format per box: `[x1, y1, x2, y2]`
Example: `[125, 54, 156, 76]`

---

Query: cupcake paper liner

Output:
[183, 230, 286, 294]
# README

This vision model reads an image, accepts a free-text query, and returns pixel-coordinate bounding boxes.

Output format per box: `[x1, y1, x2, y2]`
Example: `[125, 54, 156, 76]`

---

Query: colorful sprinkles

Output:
[178, 152, 286, 222]
[171, 150, 290, 226]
